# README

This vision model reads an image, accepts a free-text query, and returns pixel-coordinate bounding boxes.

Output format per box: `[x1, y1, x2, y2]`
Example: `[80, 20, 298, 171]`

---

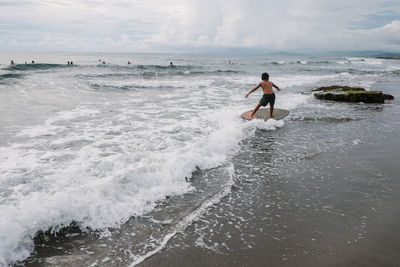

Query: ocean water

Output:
[0, 52, 399, 266]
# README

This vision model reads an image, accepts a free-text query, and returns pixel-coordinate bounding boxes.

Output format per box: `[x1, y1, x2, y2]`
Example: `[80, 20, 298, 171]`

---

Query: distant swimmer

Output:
[128, 61, 131, 64]
[31, 60, 35, 64]
[245, 72, 282, 119]
[70, 61, 73, 65]
[10, 60, 14, 65]
[170, 62, 174, 66]
[67, 61, 70, 65]
[103, 61, 106, 64]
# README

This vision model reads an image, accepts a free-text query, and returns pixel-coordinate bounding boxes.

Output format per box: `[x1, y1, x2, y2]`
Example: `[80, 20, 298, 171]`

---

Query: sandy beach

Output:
[140, 81, 400, 266]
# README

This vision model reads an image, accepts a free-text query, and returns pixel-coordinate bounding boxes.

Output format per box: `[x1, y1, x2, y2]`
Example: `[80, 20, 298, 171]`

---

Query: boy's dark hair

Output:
[261, 72, 269, 80]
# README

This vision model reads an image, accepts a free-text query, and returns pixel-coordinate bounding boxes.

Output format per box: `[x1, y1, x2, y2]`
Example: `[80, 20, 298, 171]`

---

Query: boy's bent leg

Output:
[251, 104, 262, 119]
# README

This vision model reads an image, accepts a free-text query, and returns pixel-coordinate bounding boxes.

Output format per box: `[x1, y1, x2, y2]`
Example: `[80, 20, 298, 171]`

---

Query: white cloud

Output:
[347, 20, 400, 50]
[0, 0, 399, 52]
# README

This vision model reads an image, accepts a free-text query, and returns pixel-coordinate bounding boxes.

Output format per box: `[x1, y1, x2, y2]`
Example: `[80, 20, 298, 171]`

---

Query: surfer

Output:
[245, 72, 281, 119]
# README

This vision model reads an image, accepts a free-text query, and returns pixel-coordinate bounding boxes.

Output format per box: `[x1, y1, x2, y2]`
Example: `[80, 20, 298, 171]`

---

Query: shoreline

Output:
[375, 57, 400, 60]
[140, 134, 400, 267]
[139, 81, 400, 266]
[3, 54, 399, 267]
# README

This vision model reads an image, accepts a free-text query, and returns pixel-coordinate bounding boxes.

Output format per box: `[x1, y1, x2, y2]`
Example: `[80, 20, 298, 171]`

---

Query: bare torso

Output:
[260, 81, 274, 94]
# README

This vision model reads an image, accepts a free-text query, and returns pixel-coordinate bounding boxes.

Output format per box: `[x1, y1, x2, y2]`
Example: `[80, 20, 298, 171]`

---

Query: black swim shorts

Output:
[259, 93, 275, 107]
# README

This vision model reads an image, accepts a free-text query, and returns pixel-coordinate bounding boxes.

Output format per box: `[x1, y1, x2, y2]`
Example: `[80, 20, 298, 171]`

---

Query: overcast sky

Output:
[0, 0, 399, 53]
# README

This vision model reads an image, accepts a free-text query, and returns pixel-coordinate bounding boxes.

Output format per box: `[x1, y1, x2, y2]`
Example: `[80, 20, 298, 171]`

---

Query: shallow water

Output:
[0, 52, 399, 266]
[140, 81, 400, 267]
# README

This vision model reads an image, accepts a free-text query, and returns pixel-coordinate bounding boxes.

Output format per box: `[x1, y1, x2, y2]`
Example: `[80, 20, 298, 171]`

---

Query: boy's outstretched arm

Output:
[272, 82, 281, 91]
[245, 83, 261, 98]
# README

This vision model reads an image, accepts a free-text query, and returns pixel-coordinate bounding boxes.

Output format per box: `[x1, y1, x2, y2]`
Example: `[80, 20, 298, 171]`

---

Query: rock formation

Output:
[313, 86, 394, 103]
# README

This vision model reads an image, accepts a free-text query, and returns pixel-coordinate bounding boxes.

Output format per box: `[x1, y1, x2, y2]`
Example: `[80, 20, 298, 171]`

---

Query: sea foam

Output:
[0, 101, 257, 265]
[0, 52, 346, 265]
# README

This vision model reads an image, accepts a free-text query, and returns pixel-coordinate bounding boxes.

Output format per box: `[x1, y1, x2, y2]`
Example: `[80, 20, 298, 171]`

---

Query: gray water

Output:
[0, 52, 399, 266]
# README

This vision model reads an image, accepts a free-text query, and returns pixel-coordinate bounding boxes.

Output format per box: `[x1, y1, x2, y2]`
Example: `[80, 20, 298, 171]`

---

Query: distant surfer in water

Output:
[245, 72, 281, 119]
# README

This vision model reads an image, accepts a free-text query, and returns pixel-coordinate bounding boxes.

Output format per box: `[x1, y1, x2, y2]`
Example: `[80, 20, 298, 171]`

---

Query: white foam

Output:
[276, 93, 312, 110]
[361, 58, 383, 65]
[386, 65, 400, 72]
[0, 63, 318, 265]
[246, 118, 285, 131]
[0, 98, 263, 265]
[276, 73, 346, 88]
[1, 53, 358, 265]
[0, 69, 9, 76]
[129, 164, 235, 266]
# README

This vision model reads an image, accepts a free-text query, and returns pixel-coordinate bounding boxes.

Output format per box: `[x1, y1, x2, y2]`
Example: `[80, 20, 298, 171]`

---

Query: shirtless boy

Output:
[245, 72, 281, 119]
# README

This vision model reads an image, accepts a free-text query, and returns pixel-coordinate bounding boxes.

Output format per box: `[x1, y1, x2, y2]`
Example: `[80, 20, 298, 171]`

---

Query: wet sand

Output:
[140, 139, 400, 267]
[140, 83, 400, 267]
[18, 81, 400, 267]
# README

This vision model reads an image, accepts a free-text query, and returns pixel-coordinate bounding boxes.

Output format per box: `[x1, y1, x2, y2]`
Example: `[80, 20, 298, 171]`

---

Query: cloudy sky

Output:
[0, 0, 399, 53]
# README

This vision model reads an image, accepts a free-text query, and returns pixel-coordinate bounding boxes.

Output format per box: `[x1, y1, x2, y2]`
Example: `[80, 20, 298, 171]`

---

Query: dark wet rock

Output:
[384, 94, 394, 100]
[314, 91, 385, 103]
[376, 57, 400, 60]
[375, 53, 400, 60]
[313, 85, 394, 103]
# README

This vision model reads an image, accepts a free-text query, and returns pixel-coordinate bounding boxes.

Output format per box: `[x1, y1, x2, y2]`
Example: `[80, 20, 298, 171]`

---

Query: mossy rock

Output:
[384, 94, 394, 100]
[313, 85, 394, 103]
[312, 85, 365, 92]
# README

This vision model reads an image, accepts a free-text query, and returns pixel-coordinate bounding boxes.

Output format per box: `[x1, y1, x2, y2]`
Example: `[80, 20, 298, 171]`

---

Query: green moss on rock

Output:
[313, 85, 365, 92]
[345, 90, 381, 95]
[313, 85, 394, 103]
